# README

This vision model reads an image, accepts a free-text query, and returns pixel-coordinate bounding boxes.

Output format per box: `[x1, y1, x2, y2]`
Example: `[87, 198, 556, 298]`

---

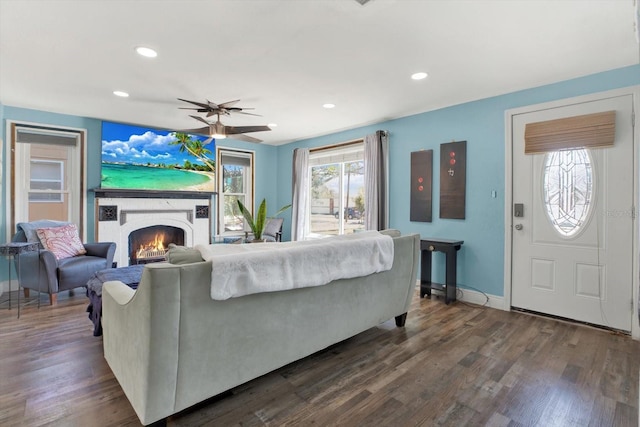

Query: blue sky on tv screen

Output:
[101, 121, 214, 167]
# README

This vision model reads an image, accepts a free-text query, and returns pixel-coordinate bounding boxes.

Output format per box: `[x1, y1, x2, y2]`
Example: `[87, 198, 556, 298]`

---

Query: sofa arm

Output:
[84, 242, 116, 264]
[103, 266, 182, 425]
[103, 280, 136, 305]
[16, 249, 60, 293]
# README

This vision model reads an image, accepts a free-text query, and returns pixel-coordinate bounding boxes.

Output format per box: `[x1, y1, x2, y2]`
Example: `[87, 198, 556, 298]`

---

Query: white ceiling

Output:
[1, 0, 638, 146]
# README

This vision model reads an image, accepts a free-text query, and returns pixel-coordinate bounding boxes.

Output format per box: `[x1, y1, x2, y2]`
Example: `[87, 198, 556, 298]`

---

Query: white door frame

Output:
[504, 86, 640, 339]
[4, 120, 88, 241]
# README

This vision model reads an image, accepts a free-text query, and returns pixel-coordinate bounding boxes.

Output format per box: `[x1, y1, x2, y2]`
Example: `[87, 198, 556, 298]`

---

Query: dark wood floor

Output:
[0, 288, 638, 427]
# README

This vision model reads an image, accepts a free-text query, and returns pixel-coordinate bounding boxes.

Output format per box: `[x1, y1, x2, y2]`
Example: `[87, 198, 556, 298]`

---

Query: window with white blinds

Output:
[216, 148, 254, 235]
[29, 159, 64, 202]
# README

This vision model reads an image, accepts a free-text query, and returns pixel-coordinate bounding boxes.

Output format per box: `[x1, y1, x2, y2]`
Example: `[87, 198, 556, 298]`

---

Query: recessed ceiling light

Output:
[113, 90, 129, 97]
[268, 123, 278, 128]
[323, 103, 335, 109]
[411, 72, 428, 80]
[135, 46, 157, 58]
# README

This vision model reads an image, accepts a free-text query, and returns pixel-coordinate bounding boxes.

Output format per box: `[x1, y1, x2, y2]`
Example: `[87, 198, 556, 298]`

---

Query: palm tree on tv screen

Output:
[169, 132, 215, 172]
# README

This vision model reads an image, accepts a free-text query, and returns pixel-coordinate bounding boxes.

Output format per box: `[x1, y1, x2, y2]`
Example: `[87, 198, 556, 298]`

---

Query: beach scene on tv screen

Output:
[101, 121, 215, 191]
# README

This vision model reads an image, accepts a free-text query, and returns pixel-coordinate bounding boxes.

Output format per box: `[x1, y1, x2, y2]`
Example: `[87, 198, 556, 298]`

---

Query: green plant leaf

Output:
[236, 199, 256, 235]
[254, 199, 267, 239]
[273, 204, 292, 217]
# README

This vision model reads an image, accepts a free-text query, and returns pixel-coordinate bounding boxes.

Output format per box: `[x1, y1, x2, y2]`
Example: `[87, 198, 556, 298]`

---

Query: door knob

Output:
[515, 224, 523, 230]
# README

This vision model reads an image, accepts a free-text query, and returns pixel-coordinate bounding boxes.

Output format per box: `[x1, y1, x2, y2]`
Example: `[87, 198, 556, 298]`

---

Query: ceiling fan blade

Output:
[178, 98, 210, 109]
[228, 133, 262, 143]
[206, 100, 220, 109]
[203, 136, 214, 145]
[189, 115, 211, 125]
[224, 125, 271, 135]
[235, 111, 262, 117]
[218, 99, 241, 108]
[176, 126, 211, 136]
[178, 107, 207, 111]
[208, 110, 230, 117]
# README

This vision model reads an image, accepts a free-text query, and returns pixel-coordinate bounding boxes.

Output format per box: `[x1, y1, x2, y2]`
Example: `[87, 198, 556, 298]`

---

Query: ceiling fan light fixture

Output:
[181, 99, 270, 143]
[411, 72, 428, 80]
[135, 46, 157, 58]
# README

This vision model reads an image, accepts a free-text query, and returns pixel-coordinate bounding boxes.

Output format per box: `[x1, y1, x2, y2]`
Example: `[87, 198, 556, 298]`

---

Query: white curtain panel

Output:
[291, 147, 309, 241]
[364, 131, 389, 231]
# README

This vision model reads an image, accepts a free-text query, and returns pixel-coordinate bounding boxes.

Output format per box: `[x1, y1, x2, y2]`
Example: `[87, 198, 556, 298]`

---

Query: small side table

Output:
[420, 238, 464, 304]
[0, 242, 41, 318]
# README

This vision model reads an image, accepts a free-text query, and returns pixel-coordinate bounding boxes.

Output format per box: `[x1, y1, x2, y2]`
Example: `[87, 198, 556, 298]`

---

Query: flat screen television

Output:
[101, 121, 215, 192]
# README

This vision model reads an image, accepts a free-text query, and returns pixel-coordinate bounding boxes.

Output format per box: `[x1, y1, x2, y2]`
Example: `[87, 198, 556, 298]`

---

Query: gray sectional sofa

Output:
[102, 231, 419, 425]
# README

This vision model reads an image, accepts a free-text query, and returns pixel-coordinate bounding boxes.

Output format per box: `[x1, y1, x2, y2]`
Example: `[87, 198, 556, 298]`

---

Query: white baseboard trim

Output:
[0, 279, 21, 296]
[415, 280, 505, 310]
[457, 287, 505, 310]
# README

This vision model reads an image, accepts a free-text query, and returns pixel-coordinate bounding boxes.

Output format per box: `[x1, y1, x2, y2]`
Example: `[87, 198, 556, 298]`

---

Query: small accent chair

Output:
[263, 217, 284, 242]
[12, 222, 116, 305]
[244, 218, 284, 242]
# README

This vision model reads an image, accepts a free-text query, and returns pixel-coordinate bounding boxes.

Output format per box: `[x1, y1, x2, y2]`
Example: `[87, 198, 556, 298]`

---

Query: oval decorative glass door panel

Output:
[542, 149, 594, 237]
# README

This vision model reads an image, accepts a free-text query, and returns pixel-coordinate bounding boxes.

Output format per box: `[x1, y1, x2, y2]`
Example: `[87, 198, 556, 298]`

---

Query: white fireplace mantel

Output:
[94, 189, 214, 267]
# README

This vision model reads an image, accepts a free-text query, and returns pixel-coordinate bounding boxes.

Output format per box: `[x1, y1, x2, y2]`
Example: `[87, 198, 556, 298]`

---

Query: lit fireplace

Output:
[129, 225, 184, 265]
[136, 233, 167, 260]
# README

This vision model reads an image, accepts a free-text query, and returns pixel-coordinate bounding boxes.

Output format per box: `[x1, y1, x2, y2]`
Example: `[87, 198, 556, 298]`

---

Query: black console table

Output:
[420, 238, 464, 304]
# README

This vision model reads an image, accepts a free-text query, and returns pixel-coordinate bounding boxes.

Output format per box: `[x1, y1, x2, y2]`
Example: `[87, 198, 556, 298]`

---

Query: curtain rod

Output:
[309, 138, 364, 153]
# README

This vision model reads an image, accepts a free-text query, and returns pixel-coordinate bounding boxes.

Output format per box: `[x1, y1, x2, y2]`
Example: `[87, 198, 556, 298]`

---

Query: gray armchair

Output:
[12, 225, 116, 305]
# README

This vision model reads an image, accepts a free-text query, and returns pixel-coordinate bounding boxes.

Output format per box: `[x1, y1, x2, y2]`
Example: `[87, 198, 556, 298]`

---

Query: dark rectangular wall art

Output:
[440, 140, 467, 219]
[410, 150, 433, 222]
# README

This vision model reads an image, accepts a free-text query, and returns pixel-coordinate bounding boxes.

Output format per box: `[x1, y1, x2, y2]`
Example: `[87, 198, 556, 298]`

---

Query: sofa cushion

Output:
[379, 229, 401, 237]
[166, 245, 203, 265]
[17, 220, 70, 243]
[36, 223, 87, 260]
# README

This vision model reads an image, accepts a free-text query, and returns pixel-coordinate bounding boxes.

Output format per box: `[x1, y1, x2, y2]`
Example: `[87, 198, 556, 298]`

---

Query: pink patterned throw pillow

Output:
[36, 224, 87, 260]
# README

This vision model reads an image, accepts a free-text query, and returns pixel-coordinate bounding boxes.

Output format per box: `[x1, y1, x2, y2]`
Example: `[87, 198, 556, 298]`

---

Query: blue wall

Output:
[275, 65, 640, 297]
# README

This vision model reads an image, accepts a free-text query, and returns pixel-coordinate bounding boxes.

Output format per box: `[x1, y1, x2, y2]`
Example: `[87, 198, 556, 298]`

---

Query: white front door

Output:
[511, 94, 634, 331]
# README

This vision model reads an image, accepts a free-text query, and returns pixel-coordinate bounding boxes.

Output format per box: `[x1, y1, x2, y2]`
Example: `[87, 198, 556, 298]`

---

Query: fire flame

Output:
[136, 233, 166, 258]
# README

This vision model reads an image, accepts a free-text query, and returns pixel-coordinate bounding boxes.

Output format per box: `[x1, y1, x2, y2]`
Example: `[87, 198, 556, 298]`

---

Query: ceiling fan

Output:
[178, 98, 260, 117]
[180, 114, 271, 144]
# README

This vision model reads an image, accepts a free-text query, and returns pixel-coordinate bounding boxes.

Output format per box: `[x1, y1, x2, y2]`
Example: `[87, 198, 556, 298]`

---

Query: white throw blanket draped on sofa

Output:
[196, 231, 394, 300]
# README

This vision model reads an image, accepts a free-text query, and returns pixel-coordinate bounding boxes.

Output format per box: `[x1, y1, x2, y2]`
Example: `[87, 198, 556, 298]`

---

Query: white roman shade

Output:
[220, 152, 252, 167]
[524, 110, 616, 154]
[16, 126, 79, 146]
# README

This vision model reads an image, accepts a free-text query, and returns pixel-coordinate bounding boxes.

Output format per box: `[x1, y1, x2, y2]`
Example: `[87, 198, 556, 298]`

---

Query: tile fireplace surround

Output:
[93, 189, 214, 267]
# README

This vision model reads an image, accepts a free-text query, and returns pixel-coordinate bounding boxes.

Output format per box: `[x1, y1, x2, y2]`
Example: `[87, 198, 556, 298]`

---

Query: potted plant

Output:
[237, 199, 291, 242]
